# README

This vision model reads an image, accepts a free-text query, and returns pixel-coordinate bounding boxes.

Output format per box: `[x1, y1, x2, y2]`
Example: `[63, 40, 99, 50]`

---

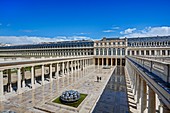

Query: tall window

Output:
[117, 48, 120, 55]
[96, 48, 99, 55]
[113, 48, 116, 55]
[108, 48, 111, 55]
[104, 48, 107, 55]
[122, 48, 125, 55]
[100, 48, 103, 55]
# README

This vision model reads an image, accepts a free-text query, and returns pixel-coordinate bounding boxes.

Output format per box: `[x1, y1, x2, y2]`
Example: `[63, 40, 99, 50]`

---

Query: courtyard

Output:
[0, 65, 115, 113]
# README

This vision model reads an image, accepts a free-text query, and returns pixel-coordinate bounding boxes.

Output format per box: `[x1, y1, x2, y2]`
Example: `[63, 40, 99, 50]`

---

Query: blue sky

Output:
[0, 0, 170, 44]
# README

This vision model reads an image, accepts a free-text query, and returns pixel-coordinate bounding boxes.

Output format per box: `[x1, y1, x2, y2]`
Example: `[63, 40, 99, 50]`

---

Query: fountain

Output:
[60, 90, 80, 103]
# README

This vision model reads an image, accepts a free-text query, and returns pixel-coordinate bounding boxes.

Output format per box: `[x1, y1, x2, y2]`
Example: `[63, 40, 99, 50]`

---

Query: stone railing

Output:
[127, 56, 170, 84]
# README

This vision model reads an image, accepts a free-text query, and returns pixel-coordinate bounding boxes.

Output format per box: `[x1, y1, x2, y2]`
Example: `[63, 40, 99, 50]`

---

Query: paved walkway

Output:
[0, 65, 115, 113]
[92, 66, 129, 113]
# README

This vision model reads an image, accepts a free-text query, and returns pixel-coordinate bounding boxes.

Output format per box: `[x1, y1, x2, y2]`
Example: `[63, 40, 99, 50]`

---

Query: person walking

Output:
[97, 76, 99, 82]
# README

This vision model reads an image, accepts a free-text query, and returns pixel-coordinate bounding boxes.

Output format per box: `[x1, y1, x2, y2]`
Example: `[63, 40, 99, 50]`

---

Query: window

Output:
[100, 48, 103, 55]
[146, 50, 149, 55]
[108, 48, 111, 55]
[141, 50, 144, 55]
[151, 50, 154, 55]
[162, 50, 165, 55]
[113, 48, 116, 55]
[128, 51, 130, 55]
[96, 48, 99, 55]
[118, 42, 120, 45]
[122, 48, 125, 55]
[117, 48, 120, 55]
[96, 43, 98, 46]
[104, 48, 107, 55]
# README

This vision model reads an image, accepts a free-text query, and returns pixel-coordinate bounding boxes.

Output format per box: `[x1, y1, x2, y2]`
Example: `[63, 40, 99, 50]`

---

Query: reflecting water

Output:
[93, 66, 129, 113]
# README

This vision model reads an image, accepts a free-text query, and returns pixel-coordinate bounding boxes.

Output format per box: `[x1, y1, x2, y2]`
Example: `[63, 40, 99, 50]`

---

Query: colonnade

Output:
[0, 58, 93, 101]
[126, 59, 170, 113]
[128, 49, 170, 56]
[95, 58, 126, 66]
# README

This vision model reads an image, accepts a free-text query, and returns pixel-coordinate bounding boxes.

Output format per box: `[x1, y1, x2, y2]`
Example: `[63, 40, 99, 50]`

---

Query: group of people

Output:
[97, 76, 102, 82]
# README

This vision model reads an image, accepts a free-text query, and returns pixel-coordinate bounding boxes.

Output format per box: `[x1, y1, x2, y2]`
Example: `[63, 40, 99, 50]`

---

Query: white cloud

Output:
[103, 30, 114, 33]
[121, 26, 170, 38]
[112, 26, 119, 29]
[103, 26, 120, 33]
[74, 32, 90, 35]
[0, 36, 91, 45]
[120, 28, 136, 34]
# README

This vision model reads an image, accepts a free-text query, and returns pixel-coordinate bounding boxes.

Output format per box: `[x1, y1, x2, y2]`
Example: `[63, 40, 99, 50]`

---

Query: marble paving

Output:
[0, 65, 115, 113]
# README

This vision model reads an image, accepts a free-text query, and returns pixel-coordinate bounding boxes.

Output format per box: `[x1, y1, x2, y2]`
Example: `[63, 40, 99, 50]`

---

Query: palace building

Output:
[0, 36, 170, 113]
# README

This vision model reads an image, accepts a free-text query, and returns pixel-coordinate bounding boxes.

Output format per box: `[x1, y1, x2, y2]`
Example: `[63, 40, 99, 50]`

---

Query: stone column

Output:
[103, 48, 104, 55]
[106, 58, 108, 66]
[137, 75, 141, 105]
[41, 65, 45, 85]
[154, 50, 157, 56]
[144, 50, 146, 56]
[85, 59, 86, 68]
[156, 94, 161, 112]
[102, 58, 104, 66]
[21, 67, 25, 88]
[74, 61, 77, 71]
[140, 79, 147, 112]
[135, 73, 139, 101]
[31, 66, 35, 89]
[62, 62, 65, 76]
[49, 64, 53, 82]
[98, 58, 100, 67]
[67, 61, 69, 74]
[160, 50, 162, 56]
[120, 48, 122, 55]
[148, 86, 156, 113]
[71, 61, 74, 73]
[134, 50, 136, 55]
[149, 50, 152, 56]
[120, 58, 122, 66]
[78, 60, 80, 70]
[160, 102, 170, 113]
[54, 63, 57, 78]
[56, 63, 59, 78]
[34, 66, 36, 84]
[132, 71, 137, 95]
[7, 69, 12, 92]
[165, 50, 168, 56]
[139, 50, 141, 56]
[111, 58, 113, 66]
[130, 50, 132, 56]
[0, 70, 5, 101]
[17, 68, 22, 94]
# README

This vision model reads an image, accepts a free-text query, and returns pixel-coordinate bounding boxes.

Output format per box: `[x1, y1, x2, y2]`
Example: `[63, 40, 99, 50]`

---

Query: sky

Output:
[0, 0, 170, 44]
